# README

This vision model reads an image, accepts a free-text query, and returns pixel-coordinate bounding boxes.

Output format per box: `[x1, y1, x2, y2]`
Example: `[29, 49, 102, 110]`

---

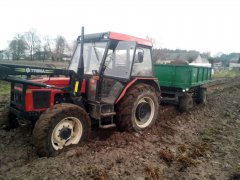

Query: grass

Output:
[213, 70, 240, 78]
[0, 81, 10, 96]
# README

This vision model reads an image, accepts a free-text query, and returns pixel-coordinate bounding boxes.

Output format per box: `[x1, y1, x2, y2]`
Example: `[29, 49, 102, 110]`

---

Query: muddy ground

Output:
[0, 77, 240, 180]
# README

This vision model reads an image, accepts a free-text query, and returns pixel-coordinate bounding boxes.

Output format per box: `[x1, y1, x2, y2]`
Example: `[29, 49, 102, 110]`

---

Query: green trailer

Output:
[154, 64, 212, 111]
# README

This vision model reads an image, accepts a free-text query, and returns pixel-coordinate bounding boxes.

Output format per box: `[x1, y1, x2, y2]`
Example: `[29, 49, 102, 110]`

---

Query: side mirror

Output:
[92, 70, 98, 75]
[137, 51, 144, 63]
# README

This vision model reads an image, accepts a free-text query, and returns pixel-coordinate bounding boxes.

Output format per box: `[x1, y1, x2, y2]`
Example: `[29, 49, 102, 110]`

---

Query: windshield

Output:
[69, 42, 108, 74]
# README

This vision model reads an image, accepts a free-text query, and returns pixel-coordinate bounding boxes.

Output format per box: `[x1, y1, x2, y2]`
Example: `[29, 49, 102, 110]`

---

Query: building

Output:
[212, 61, 224, 71]
[229, 63, 240, 71]
[155, 51, 211, 67]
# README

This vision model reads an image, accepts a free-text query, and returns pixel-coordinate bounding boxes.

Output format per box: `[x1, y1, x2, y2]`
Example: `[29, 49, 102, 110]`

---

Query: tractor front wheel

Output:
[116, 83, 159, 132]
[33, 103, 91, 157]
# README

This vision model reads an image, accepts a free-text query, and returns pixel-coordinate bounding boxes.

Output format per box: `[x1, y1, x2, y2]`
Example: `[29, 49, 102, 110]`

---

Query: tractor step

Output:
[100, 112, 116, 117]
[99, 114, 116, 129]
[99, 123, 116, 129]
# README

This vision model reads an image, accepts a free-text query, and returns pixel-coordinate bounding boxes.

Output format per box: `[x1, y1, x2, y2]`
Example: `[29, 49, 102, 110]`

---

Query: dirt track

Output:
[0, 77, 240, 179]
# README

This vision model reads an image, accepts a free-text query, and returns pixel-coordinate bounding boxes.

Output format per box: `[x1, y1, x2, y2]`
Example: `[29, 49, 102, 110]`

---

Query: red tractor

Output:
[0, 27, 160, 156]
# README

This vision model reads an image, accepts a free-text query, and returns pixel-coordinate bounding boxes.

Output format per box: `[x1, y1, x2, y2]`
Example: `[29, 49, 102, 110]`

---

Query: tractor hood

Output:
[30, 77, 70, 88]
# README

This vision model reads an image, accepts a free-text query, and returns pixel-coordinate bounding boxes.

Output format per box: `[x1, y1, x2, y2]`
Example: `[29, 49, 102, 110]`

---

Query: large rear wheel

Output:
[116, 83, 160, 131]
[33, 103, 91, 157]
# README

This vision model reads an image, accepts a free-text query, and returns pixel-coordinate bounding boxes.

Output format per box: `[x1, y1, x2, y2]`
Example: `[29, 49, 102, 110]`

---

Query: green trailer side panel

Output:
[154, 64, 212, 90]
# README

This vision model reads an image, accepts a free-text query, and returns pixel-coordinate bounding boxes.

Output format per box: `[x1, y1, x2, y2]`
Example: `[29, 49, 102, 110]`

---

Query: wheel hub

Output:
[59, 127, 72, 140]
[134, 96, 156, 129]
[136, 102, 151, 123]
[51, 117, 83, 150]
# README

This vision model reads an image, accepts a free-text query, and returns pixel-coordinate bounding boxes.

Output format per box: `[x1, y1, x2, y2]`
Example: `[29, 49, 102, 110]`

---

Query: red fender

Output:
[115, 78, 157, 104]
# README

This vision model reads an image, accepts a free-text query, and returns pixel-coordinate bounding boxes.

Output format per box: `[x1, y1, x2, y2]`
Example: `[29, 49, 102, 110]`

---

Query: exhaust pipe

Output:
[78, 26, 84, 76]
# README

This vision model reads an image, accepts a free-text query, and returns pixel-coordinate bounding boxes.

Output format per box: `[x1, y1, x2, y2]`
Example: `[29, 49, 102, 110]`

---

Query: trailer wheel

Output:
[179, 94, 193, 112]
[33, 103, 91, 157]
[196, 87, 207, 104]
[116, 83, 159, 132]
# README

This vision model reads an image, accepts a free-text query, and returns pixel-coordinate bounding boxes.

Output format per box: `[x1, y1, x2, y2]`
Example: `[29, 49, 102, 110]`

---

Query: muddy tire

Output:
[196, 87, 207, 104]
[7, 113, 19, 129]
[33, 103, 91, 157]
[179, 94, 193, 112]
[115, 83, 160, 132]
[0, 104, 19, 130]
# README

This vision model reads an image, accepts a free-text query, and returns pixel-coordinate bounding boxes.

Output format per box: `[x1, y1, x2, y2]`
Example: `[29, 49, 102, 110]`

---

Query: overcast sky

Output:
[0, 0, 239, 55]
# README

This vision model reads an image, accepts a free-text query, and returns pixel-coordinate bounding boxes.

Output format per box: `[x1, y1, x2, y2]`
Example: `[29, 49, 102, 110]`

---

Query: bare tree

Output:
[146, 36, 162, 63]
[54, 36, 66, 61]
[146, 35, 157, 48]
[201, 52, 211, 59]
[4, 49, 11, 60]
[9, 34, 27, 60]
[208, 57, 215, 67]
[42, 36, 53, 61]
[65, 40, 76, 57]
[152, 49, 162, 63]
[24, 29, 41, 60]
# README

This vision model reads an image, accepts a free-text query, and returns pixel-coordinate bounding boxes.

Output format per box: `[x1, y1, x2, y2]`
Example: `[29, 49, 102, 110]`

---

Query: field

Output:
[0, 75, 240, 179]
[213, 70, 240, 78]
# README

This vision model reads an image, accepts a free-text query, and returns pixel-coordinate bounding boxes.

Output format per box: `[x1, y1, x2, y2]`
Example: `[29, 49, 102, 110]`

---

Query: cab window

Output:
[132, 47, 153, 77]
[104, 41, 136, 79]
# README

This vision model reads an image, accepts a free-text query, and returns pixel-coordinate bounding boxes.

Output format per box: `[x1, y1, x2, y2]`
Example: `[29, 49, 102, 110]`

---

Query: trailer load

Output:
[154, 64, 211, 111]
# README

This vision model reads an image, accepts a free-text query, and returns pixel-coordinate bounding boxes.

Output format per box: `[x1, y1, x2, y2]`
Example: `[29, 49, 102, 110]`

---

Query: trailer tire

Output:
[115, 83, 160, 132]
[179, 94, 193, 112]
[33, 103, 91, 157]
[196, 87, 207, 104]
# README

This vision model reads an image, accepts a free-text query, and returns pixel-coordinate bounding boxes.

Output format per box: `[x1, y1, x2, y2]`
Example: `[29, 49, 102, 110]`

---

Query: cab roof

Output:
[78, 32, 152, 47]
[109, 32, 152, 47]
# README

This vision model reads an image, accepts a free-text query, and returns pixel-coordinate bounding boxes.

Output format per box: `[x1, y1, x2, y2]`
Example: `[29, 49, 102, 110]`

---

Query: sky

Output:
[0, 0, 239, 55]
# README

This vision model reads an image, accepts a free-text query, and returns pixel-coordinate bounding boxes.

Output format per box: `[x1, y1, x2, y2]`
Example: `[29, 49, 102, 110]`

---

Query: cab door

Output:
[100, 41, 136, 104]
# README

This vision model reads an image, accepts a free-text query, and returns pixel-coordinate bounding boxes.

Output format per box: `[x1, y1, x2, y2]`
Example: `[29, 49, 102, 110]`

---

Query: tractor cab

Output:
[69, 32, 154, 104]
[67, 32, 157, 128]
